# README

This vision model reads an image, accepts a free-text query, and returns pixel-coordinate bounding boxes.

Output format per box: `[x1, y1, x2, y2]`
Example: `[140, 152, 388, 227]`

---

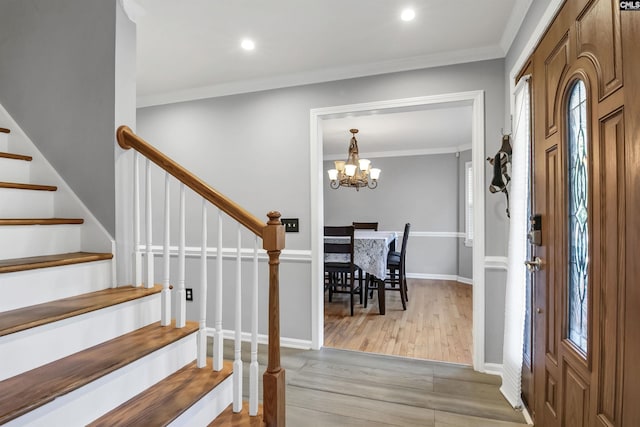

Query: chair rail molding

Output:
[142, 245, 312, 263]
[310, 90, 486, 372]
[485, 256, 509, 271]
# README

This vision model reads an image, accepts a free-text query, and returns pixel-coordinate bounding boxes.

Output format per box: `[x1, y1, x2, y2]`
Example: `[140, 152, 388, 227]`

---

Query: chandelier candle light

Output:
[327, 129, 381, 190]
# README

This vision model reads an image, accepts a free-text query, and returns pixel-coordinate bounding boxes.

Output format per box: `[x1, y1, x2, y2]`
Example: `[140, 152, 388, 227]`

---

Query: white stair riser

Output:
[0, 293, 161, 381]
[169, 375, 233, 427]
[0, 132, 7, 152]
[5, 333, 197, 427]
[0, 188, 54, 218]
[0, 157, 30, 182]
[0, 260, 113, 311]
[0, 225, 81, 259]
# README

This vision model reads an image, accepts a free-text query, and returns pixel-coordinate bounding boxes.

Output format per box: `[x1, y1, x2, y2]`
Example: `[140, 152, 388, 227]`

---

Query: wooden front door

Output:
[525, 0, 640, 425]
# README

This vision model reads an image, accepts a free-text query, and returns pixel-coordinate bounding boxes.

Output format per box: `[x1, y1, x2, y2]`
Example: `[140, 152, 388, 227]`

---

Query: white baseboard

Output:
[407, 273, 473, 285]
[457, 276, 473, 285]
[483, 362, 504, 378]
[205, 327, 312, 350]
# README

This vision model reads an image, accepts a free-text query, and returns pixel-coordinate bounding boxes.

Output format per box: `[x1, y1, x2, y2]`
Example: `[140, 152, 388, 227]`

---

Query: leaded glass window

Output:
[567, 80, 589, 354]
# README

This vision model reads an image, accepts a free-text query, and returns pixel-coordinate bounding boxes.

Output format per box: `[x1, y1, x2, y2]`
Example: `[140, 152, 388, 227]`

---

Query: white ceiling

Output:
[133, 0, 531, 152]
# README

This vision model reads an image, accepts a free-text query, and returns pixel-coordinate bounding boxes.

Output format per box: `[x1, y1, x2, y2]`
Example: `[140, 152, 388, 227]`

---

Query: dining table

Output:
[325, 229, 397, 315]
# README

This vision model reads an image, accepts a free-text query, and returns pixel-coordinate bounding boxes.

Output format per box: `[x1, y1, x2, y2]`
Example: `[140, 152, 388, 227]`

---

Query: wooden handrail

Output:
[116, 126, 265, 237]
[117, 125, 286, 426]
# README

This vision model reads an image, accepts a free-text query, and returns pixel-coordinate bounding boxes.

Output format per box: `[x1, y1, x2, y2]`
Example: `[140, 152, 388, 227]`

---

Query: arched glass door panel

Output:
[567, 79, 589, 354]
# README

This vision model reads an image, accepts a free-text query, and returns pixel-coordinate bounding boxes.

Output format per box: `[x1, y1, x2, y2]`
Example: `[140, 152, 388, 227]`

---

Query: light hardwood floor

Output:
[219, 342, 528, 426]
[324, 279, 473, 365]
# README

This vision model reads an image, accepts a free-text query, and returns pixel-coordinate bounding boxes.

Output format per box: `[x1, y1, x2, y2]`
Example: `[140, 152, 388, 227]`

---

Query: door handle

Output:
[525, 256, 543, 272]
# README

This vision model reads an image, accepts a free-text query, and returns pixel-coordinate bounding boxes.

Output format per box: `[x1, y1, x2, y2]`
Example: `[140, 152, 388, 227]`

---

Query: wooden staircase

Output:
[0, 126, 236, 425]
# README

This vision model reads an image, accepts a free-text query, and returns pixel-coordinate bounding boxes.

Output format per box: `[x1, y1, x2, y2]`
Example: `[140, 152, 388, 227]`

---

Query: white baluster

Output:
[176, 183, 186, 328]
[233, 224, 243, 413]
[161, 172, 171, 326]
[249, 235, 259, 416]
[145, 159, 154, 289]
[213, 209, 223, 371]
[198, 200, 208, 367]
[133, 152, 142, 286]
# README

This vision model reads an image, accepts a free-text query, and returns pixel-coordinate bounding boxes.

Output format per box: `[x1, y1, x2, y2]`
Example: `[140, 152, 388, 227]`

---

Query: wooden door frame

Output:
[309, 90, 487, 371]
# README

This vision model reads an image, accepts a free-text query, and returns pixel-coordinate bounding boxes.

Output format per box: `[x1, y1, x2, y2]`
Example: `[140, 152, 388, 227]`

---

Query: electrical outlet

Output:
[281, 218, 299, 233]
[185, 288, 193, 301]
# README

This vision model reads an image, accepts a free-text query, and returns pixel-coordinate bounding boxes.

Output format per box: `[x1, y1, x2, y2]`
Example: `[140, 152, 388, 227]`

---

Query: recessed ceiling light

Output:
[400, 8, 416, 22]
[241, 39, 255, 51]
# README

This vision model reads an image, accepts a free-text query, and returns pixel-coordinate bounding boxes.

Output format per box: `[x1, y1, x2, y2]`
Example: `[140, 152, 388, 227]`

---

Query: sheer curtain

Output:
[500, 75, 531, 408]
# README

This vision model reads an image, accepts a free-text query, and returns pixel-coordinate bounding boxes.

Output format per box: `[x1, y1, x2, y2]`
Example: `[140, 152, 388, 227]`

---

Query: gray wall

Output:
[0, 0, 118, 235]
[505, 0, 557, 76]
[138, 58, 508, 359]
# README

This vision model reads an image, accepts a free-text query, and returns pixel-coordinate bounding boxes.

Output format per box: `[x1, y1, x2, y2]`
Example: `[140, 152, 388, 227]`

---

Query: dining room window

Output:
[465, 161, 473, 246]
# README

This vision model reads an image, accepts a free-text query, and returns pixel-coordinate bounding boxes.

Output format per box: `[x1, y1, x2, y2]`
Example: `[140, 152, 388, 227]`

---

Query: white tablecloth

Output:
[325, 230, 397, 279]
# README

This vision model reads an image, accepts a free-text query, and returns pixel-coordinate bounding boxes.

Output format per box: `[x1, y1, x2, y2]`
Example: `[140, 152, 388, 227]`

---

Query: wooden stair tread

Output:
[0, 181, 56, 191]
[0, 251, 112, 274]
[0, 218, 84, 226]
[0, 320, 199, 425]
[209, 402, 265, 427]
[0, 128, 9, 133]
[0, 152, 31, 161]
[88, 358, 233, 427]
[0, 284, 162, 337]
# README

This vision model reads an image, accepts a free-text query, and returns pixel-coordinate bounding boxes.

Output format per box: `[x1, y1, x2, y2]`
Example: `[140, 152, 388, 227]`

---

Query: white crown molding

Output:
[119, 0, 146, 24]
[137, 45, 503, 108]
[499, 0, 535, 53]
[324, 144, 473, 161]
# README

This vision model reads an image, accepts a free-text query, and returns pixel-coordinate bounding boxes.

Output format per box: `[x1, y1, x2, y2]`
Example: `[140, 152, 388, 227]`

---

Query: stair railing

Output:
[116, 126, 285, 426]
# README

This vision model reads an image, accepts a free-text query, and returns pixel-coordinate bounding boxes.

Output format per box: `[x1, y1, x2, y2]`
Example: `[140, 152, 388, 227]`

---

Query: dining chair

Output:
[385, 222, 411, 310]
[324, 225, 359, 316]
[352, 222, 378, 231]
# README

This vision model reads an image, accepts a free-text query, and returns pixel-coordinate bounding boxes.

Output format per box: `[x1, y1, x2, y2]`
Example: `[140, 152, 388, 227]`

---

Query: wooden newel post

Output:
[262, 211, 286, 427]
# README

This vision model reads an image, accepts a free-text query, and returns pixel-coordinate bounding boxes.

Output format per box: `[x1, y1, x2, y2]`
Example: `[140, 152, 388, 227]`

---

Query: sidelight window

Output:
[567, 80, 589, 354]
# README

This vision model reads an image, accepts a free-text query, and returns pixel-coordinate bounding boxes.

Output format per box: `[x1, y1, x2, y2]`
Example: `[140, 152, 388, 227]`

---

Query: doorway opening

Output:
[309, 91, 487, 371]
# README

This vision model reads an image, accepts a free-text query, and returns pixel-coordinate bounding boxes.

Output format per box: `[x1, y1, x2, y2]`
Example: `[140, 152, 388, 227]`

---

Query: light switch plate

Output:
[281, 218, 299, 233]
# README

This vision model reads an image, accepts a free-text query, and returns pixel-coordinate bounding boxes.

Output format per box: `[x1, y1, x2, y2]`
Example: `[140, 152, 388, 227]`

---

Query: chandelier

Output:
[327, 129, 381, 190]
